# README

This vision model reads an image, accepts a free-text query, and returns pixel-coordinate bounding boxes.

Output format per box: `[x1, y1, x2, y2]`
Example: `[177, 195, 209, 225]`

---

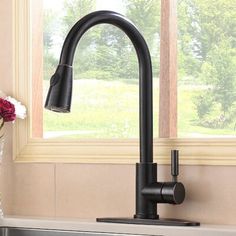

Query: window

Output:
[178, 0, 236, 137]
[41, 0, 160, 139]
[13, 0, 236, 165]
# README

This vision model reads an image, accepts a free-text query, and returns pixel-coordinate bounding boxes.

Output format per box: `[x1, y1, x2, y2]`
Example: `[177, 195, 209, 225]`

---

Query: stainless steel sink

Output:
[0, 227, 163, 236]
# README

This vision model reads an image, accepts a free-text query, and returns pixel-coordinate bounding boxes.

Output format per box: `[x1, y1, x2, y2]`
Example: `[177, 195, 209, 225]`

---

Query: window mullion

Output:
[31, 0, 43, 138]
[159, 0, 177, 138]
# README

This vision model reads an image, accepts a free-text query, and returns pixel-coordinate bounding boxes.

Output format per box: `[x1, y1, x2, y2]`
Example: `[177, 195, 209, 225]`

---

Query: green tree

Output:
[179, 0, 236, 128]
[178, 0, 236, 78]
[94, 23, 139, 80]
[125, 0, 160, 78]
[59, 0, 160, 81]
[197, 39, 236, 117]
[62, 0, 96, 78]
[43, 10, 57, 80]
[178, 0, 202, 78]
[62, 0, 96, 34]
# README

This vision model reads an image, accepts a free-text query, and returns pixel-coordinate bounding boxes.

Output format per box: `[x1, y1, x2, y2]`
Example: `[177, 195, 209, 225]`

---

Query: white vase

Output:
[0, 138, 4, 162]
[0, 138, 4, 218]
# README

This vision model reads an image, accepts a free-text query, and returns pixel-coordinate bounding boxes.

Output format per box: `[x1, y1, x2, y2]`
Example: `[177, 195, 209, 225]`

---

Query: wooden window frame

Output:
[13, 0, 236, 165]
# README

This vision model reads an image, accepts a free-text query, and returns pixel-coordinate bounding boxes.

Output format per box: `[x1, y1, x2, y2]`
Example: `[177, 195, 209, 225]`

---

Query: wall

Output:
[0, 0, 236, 225]
[0, 0, 14, 215]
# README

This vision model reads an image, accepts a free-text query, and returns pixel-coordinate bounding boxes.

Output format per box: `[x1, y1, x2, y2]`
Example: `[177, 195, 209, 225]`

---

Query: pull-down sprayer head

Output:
[45, 64, 72, 113]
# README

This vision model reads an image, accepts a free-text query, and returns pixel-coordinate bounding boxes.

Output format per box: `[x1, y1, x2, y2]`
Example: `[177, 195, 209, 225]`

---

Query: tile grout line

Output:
[54, 163, 57, 217]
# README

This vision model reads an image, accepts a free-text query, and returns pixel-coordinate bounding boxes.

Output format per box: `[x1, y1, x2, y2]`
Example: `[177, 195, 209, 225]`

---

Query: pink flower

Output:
[0, 98, 16, 122]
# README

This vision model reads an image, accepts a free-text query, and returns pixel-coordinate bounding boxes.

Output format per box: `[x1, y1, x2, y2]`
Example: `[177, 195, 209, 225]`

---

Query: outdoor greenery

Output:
[43, 0, 236, 138]
[43, 79, 159, 138]
[178, 0, 236, 130]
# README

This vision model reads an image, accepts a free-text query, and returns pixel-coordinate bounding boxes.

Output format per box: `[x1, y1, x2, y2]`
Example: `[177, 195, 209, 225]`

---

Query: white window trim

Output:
[13, 0, 236, 165]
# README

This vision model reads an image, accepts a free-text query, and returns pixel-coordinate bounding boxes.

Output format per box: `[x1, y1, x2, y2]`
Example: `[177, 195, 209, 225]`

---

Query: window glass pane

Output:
[42, 0, 160, 139]
[178, 0, 236, 137]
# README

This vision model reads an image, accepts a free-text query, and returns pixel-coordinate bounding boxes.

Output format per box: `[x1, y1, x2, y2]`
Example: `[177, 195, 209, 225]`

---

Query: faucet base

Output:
[96, 217, 200, 226]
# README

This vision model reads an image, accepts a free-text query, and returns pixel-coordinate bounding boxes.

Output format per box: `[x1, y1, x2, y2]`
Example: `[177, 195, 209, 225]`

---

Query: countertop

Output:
[0, 217, 236, 236]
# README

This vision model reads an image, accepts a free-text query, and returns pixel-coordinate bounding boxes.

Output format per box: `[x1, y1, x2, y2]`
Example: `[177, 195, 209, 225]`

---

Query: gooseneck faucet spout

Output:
[45, 10, 199, 226]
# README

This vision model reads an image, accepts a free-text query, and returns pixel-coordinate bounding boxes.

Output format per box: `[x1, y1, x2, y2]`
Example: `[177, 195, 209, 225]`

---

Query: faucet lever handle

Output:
[171, 150, 179, 182]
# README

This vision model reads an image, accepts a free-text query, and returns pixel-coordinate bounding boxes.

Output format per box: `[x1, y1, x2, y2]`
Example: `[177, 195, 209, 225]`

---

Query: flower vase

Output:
[0, 138, 4, 162]
[0, 138, 4, 218]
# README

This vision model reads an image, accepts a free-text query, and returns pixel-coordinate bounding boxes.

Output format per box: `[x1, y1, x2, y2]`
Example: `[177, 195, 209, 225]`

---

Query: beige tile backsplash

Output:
[2, 160, 236, 225]
[56, 164, 134, 218]
[1, 0, 236, 226]
[11, 164, 55, 217]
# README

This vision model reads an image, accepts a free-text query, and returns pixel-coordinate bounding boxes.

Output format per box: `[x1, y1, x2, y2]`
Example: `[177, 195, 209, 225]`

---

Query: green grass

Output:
[43, 79, 159, 138]
[178, 87, 236, 137]
[43, 80, 236, 138]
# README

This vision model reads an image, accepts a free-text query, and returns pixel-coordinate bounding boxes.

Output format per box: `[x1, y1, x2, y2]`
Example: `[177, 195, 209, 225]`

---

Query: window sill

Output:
[14, 134, 236, 165]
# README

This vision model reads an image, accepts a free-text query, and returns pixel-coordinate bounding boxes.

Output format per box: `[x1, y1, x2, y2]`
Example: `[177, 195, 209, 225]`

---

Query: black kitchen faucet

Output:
[45, 10, 199, 226]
